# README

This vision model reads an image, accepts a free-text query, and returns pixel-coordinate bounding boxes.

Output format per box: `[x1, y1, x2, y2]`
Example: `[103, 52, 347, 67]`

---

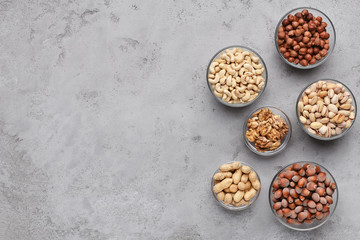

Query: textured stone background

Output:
[0, 0, 359, 239]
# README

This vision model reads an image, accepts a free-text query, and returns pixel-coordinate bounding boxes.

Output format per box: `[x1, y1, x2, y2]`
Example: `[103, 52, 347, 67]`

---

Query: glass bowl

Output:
[243, 106, 292, 156]
[275, 7, 336, 69]
[296, 79, 357, 141]
[269, 161, 338, 231]
[211, 161, 261, 211]
[206, 45, 268, 107]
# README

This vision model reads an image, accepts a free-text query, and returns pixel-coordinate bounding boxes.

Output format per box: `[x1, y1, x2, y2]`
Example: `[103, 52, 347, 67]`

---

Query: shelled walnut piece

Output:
[297, 80, 355, 138]
[213, 162, 260, 207]
[246, 108, 289, 152]
[208, 47, 265, 104]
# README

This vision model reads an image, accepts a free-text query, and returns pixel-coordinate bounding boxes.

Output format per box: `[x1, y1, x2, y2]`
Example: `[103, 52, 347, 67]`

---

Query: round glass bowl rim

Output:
[206, 45, 268, 108]
[274, 6, 336, 69]
[243, 105, 292, 156]
[296, 79, 357, 141]
[268, 161, 339, 231]
[211, 161, 261, 210]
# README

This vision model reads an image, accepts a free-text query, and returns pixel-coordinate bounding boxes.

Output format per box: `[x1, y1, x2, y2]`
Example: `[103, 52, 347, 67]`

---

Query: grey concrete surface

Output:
[0, 0, 360, 239]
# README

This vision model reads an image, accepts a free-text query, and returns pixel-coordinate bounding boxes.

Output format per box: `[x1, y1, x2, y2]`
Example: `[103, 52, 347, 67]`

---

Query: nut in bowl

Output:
[269, 162, 338, 231]
[207, 46, 267, 107]
[244, 106, 292, 156]
[275, 7, 336, 69]
[297, 79, 357, 140]
[211, 161, 261, 210]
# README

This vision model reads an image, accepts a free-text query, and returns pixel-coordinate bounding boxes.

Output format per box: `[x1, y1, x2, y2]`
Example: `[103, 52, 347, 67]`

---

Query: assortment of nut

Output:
[213, 162, 260, 206]
[208, 47, 266, 104]
[297, 80, 355, 138]
[271, 163, 336, 225]
[277, 9, 330, 66]
[246, 108, 289, 152]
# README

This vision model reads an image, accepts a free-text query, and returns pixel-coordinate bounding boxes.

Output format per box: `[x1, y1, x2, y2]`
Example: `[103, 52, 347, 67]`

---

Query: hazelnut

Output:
[317, 26, 325, 33]
[308, 23, 316, 31]
[295, 29, 302, 36]
[305, 54, 312, 61]
[283, 52, 290, 59]
[292, 21, 299, 28]
[303, 36, 310, 44]
[277, 39, 285, 45]
[298, 55, 303, 60]
[313, 47, 320, 54]
[288, 57, 295, 63]
[288, 14, 295, 22]
[299, 42, 306, 48]
[306, 13, 313, 21]
[304, 31, 312, 38]
[278, 31, 286, 39]
[321, 22, 327, 28]
[288, 30, 295, 36]
[299, 48, 307, 55]
[320, 49, 328, 57]
[301, 9, 309, 16]
[295, 12, 302, 19]
[286, 38, 294, 45]
[320, 32, 330, 39]
[298, 18, 305, 25]
[316, 16, 323, 22]
[303, 23, 309, 30]
[300, 59, 308, 66]
[285, 25, 293, 31]
[309, 58, 316, 65]
[324, 44, 329, 50]
[290, 50, 298, 57]
[314, 20, 320, 27]
[282, 19, 290, 26]
[295, 35, 303, 43]
[294, 59, 300, 64]
[280, 47, 287, 53]
[307, 47, 313, 54]
[293, 45, 301, 51]
[315, 53, 322, 60]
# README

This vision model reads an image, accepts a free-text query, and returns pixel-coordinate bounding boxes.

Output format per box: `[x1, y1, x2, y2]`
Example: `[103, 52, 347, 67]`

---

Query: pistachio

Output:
[310, 122, 323, 130]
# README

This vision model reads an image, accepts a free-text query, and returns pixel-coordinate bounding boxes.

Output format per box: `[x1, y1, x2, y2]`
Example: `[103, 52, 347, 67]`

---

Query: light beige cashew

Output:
[219, 76, 226, 85]
[242, 90, 251, 102]
[244, 71, 253, 77]
[243, 63, 254, 72]
[236, 86, 246, 93]
[235, 77, 241, 83]
[227, 65, 236, 75]
[218, 69, 226, 78]
[231, 89, 238, 100]
[235, 90, 245, 98]
[231, 63, 241, 71]
[208, 74, 219, 84]
[256, 76, 265, 85]
[215, 59, 226, 64]
[251, 62, 263, 69]
[258, 81, 265, 89]
[209, 62, 219, 74]
[244, 56, 251, 64]
[228, 53, 235, 63]
[239, 67, 247, 76]
[223, 89, 231, 99]
[210, 84, 215, 90]
[231, 78, 236, 88]
[222, 93, 228, 101]
[254, 68, 264, 75]
[215, 83, 223, 93]
[208, 74, 215, 79]
[225, 48, 236, 55]
[242, 51, 250, 57]
[236, 48, 243, 54]
[226, 75, 232, 86]
[214, 90, 223, 98]
[247, 84, 259, 92]
[219, 63, 227, 69]
[250, 52, 259, 63]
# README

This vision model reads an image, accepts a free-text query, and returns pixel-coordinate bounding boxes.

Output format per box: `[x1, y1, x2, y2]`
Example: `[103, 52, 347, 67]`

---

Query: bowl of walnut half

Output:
[244, 106, 292, 156]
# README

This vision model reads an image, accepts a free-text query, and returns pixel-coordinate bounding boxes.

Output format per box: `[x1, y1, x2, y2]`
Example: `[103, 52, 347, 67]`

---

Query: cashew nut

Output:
[209, 62, 219, 74]
[242, 90, 251, 102]
[209, 74, 219, 84]
[250, 53, 259, 63]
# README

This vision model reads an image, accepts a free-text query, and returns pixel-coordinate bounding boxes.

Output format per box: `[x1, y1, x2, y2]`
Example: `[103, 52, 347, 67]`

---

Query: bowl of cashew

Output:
[207, 45, 268, 107]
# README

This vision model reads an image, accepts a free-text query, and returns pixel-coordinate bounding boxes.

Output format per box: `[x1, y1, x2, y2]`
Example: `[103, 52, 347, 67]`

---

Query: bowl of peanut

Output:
[211, 161, 261, 210]
[244, 106, 292, 156]
[207, 46, 268, 107]
[275, 7, 336, 69]
[296, 79, 357, 140]
[269, 162, 338, 231]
